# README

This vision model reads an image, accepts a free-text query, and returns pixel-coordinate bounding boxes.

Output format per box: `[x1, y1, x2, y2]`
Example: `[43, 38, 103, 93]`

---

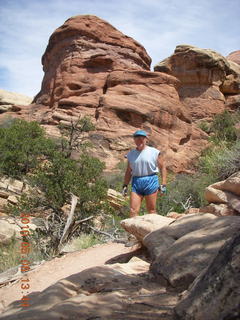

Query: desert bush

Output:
[104, 160, 127, 192]
[212, 140, 240, 179]
[209, 110, 240, 144]
[0, 118, 112, 256]
[198, 120, 211, 134]
[0, 119, 55, 178]
[156, 172, 215, 215]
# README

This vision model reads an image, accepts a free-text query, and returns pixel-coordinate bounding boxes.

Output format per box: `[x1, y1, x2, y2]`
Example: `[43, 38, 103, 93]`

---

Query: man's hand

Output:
[122, 184, 128, 197]
[159, 184, 167, 195]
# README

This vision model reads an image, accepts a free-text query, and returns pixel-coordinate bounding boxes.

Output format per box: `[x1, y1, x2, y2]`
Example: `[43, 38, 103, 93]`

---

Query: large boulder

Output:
[121, 214, 174, 241]
[225, 93, 240, 109]
[144, 214, 240, 290]
[143, 213, 217, 260]
[0, 217, 38, 244]
[198, 203, 237, 216]
[0, 218, 21, 244]
[154, 45, 240, 120]
[205, 171, 240, 214]
[174, 232, 240, 320]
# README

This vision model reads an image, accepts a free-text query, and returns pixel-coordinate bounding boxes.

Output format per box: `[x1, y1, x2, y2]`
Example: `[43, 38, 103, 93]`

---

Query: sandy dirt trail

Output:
[0, 242, 135, 312]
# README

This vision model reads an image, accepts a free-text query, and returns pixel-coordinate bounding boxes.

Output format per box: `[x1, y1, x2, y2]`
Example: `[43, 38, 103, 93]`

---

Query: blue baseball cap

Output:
[133, 130, 147, 137]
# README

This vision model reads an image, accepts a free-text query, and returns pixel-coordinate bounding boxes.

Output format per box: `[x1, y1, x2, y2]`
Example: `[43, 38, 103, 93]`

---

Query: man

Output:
[122, 130, 167, 217]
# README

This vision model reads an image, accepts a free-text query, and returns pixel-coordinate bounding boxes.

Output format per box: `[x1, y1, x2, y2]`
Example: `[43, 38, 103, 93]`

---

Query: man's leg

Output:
[130, 192, 143, 217]
[145, 190, 158, 214]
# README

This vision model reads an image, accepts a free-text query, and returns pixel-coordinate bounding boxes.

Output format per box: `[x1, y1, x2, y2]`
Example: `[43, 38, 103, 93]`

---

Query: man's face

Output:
[134, 135, 146, 149]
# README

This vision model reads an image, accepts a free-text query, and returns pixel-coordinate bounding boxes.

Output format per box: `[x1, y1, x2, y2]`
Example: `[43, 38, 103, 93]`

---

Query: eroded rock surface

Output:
[227, 50, 240, 65]
[154, 45, 240, 120]
[0, 257, 178, 320]
[143, 214, 240, 291]
[174, 232, 240, 320]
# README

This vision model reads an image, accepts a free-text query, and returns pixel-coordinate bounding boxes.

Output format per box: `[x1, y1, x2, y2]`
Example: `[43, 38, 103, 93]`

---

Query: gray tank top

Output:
[127, 146, 160, 177]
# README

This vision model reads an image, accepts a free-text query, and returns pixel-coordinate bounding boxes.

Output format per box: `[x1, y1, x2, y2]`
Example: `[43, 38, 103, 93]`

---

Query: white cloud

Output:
[0, 0, 239, 96]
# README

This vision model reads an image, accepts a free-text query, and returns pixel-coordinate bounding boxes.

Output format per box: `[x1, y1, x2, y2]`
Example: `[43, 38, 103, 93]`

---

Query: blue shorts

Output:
[132, 174, 159, 196]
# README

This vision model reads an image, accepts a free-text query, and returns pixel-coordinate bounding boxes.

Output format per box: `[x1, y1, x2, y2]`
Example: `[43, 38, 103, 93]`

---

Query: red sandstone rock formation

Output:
[0, 16, 211, 172]
[154, 45, 240, 120]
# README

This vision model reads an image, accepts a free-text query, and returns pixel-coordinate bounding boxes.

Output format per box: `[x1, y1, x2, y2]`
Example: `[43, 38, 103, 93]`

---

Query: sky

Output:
[0, 0, 239, 98]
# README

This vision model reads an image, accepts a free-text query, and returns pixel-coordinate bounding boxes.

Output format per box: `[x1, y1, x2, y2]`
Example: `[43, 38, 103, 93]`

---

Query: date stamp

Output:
[19, 212, 31, 307]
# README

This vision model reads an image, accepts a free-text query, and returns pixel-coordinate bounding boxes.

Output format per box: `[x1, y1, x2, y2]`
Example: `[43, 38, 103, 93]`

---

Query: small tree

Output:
[58, 116, 95, 158]
[30, 151, 108, 254]
[0, 118, 110, 255]
[0, 119, 55, 178]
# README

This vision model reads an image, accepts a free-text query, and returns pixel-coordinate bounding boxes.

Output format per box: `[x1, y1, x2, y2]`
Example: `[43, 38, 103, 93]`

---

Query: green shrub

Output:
[209, 110, 239, 144]
[156, 172, 215, 215]
[0, 118, 111, 255]
[0, 237, 21, 273]
[0, 119, 55, 178]
[198, 121, 211, 134]
[198, 139, 240, 180]
[212, 140, 240, 179]
[63, 233, 103, 251]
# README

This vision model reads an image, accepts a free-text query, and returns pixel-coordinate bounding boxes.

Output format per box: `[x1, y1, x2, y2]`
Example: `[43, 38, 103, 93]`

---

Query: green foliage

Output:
[104, 160, 127, 192]
[0, 118, 111, 256]
[0, 119, 55, 178]
[5, 193, 42, 216]
[32, 153, 80, 211]
[209, 110, 240, 144]
[201, 140, 240, 180]
[64, 233, 103, 251]
[156, 172, 215, 215]
[198, 121, 211, 134]
[216, 140, 240, 179]
[0, 237, 21, 273]
[23, 152, 109, 253]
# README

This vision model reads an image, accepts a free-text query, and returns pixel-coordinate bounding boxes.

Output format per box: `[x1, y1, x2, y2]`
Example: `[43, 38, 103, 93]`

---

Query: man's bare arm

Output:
[123, 162, 132, 186]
